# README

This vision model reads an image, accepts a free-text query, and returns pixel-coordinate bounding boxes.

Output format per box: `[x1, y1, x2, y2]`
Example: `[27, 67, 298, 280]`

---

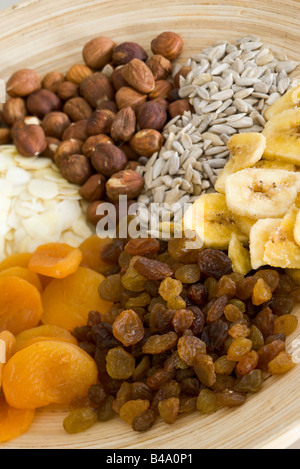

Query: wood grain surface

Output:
[0, 0, 300, 450]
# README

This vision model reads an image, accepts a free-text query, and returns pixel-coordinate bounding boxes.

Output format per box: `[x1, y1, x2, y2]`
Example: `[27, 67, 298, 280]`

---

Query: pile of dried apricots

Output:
[0, 236, 113, 442]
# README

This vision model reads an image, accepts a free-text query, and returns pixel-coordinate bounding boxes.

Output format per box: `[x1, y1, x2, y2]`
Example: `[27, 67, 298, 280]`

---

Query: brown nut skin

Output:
[173, 66, 192, 88]
[42, 112, 71, 139]
[26, 89, 61, 118]
[63, 97, 93, 122]
[83, 36, 117, 69]
[112, 42, 148, 66]
[111, 67, 128, 91]
[87, 109, 115, 136]
[80, 72, 115, 108]
[110, 107, 136, 142]
[41, 136, 61, 159]
[59, 153, 93, 185]
[146, 54, 172, 81]
[148, 80, 173, 100]
[151, 32, 184, 61]
[54, 138, 83, 168]
[168, 99, 194, 118]
[92, 143, 127, 177]
[66, 64, 93, 85]
[122, 59, 155, 94]
[86, 200, 106, 225]
[42, 71, 65, 93]
[119, 142, 139, 161]
[82, 134, 114, 158]
[167, 88, 180, 103]
[7, 69, 42, 98]
[97, 100, 118, 114]
[115, 87, 147, 113]
[106, 169, 144, 201]
[62, 120, 89, 141]
[0, 128, 12, 145]
[136, 101, 167, 131]
[13, 124, 47, 157]
[57, 81, 79, 101]
[79, 173, 106, 202]
[2, 97, 27, 126]
[130, 129, 163, 157]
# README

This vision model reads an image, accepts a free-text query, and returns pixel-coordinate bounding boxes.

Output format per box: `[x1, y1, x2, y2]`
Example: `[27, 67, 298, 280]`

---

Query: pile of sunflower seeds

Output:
[136, 35, 299, 223]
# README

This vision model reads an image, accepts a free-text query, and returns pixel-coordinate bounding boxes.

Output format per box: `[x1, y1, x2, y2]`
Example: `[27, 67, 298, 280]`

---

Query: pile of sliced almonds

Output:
[184, 83, 300, 280]
[0, 145, 93, 260]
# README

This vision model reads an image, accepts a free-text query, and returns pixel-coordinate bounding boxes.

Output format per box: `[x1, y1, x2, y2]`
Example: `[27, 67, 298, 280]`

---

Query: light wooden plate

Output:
[0, 0, 300, 450]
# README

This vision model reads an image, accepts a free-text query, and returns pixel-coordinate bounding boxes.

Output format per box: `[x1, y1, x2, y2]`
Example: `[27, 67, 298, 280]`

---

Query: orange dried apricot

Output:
[15, 325, 78, 352]
[0, 253, 31, 271]
[2, 340, 98, 409]
[0, 396, 35, 442]
[0, 331, 16, 389]
[41, 266, 113, 330]
[79, 235, 112, 273]
[0, 277, 43, 335]
[28, 243, 83, 279]
[0, 267, 42, 292]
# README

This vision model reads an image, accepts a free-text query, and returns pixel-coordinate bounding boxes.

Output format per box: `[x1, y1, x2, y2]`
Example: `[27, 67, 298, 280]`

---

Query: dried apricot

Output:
[15, 325, 78, 352]
[41, 267, 113, 330]
[0, 267, 42, 292]
[0, 331, 16, 390]
[29, 243, 83, 279]
[0, 253, 31, 271]
[0, 277, 43, 335]
[79, 235, 112, 273]
[2, 340, 98, 409]
[0, 396, 35, 442]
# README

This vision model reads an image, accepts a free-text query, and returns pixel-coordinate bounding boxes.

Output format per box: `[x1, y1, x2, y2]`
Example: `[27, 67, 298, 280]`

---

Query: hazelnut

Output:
[42, 112, 71, 139]
[151, 98, 169, 112]
[80, 72, 115, 108]
[146, 54, 172, 81]
[168, 99, 194, 118]
[136, 101, 167, 131]
[115, 87, 147, 113]
[79, 173, 106, 202]
[148, 80, 173, 100]
[111, 66, 128, 91]
[130, 129, 163, 157]
[6, 69, 42, 97]
[106, 169, 144, 201]
[126, 161, 141, 171]
[62, 120, 89, 141]
[119, 142, 139, 161]
[66, 64, 93, 85]
[97, 100, 118, 114]
[151, 31, 184, 61]
[110, 106, 136, 142]
[26, 89, 61, 118]
[167, 88, 180, 103]
[42, 71, 65, 93]
[173, 66, 192, 88]
[54, 138, 83, 168]
[86, 200, 106, 225]
[60, 154, 93, 185]
[63, 97, 93, 122]
[41, 136, 61, 159]
[122, 59, 155, 94]
[87, 109, 115, 136]
[112, 42, 148, 66]
[57, 81, 79, 100]
[92, 143, 127, 177]
[83, 36, 116, 69]
[0, 128, 12, 145]
[2, 97, 27, 126]
[82, 134, 114, 158]
[13, 124, 47, 157]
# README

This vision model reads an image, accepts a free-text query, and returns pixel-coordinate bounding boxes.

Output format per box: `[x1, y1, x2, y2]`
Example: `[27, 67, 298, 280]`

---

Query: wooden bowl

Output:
[0, 0, 300, 449]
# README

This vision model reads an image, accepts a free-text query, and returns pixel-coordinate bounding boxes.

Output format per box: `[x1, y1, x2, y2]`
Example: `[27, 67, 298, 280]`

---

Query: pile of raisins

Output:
[65, 236, 299, 434]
